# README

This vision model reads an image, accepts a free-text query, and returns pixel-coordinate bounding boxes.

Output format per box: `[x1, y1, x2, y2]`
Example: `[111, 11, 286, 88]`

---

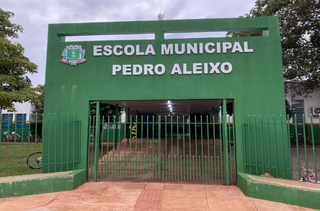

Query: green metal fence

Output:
[244, 114, 320, 183]
[88, 114, 236, 184]
[0, 113, 81, 177]
[0, 114, 43, 177]
[3, 112, 318, 184]
[290, 114, 320, 183]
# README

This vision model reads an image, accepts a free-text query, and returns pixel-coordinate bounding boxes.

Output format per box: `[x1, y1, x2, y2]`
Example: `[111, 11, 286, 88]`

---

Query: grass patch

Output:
[0, 143, 42, 177]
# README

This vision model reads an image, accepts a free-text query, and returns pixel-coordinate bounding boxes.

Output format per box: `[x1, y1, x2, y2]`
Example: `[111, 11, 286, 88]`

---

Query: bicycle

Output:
[25, 130, 41, 142]
[27, 151, 42, 169]
[290, 133, 319, 145]
[3, 131, 21, 142]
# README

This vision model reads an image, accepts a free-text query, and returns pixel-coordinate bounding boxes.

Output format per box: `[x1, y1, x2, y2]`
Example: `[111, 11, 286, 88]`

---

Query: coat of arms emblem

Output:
[61, 45, 86, 66]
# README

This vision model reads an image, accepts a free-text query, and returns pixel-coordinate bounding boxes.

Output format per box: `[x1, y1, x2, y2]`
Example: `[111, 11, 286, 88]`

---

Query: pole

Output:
[94, 101, 100, 182]
[223, 99, 229, 185]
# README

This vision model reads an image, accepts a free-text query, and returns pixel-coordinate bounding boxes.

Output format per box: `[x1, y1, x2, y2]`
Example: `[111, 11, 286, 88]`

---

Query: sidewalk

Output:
[0, 181, 316, 211]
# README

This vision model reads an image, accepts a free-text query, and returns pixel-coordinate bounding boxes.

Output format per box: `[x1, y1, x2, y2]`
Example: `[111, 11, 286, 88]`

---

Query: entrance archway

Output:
[43, 17, 290, 187]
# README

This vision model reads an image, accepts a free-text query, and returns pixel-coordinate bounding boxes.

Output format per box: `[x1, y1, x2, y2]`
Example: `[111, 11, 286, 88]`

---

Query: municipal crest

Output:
[61, 45, 86, 66]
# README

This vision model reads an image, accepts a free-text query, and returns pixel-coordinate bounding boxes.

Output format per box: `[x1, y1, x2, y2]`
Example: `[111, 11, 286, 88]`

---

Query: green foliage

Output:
[227, 0, 320, 95]
[0, 8, 38, 111]
[90, 101, 123, 120]
[31, 84, 45, 115]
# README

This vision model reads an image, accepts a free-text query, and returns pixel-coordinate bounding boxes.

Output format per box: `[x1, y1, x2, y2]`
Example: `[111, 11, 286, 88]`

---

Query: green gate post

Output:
[158, 115, 161, 179]
[94, 101, 100, 182]
[114, 104, 119, 150]
[223, 99, 229, 185]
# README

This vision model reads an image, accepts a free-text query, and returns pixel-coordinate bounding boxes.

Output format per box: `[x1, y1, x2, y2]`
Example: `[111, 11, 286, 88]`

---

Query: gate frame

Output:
[90, 99, 232, 185]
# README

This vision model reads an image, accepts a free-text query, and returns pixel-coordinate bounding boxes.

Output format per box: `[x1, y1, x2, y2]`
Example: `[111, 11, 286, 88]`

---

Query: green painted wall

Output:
[0, 170, 86, 198]
[238, 173, 320, 210]
[44, 17, 287, 177]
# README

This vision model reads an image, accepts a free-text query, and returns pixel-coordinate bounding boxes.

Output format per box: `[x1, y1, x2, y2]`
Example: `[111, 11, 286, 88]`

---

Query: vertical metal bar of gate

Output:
[93, 101, 100, 182]
[223, 99, 229, 185]
[114, 105, 119, 150]
[158, 115, 161, 179]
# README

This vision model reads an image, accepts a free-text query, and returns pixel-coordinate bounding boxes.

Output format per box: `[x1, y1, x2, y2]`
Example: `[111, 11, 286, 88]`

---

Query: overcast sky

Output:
[1, 0, 257, 86]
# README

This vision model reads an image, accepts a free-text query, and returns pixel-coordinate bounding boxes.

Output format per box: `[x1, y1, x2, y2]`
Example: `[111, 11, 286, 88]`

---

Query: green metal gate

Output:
[88, 102, 236, 184]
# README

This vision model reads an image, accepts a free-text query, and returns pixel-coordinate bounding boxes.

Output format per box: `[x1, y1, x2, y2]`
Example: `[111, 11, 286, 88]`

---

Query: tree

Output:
[0, 8, 38, 112]
[90, 102, 123, 148]
[227, 0, 320, 96]
[31, 84, 44, 116]
[90, 101, 123, 122]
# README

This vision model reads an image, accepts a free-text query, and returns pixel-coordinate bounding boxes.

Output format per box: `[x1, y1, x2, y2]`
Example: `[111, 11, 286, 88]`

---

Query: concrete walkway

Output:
[0, 181, 316, 211]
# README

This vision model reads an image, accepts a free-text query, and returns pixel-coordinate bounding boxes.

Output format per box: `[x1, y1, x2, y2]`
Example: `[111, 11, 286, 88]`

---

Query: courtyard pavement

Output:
[0, 181, 317, 211]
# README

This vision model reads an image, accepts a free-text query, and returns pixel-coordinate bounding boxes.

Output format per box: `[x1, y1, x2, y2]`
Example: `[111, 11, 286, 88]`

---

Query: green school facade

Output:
[1, 17, 320, 209]
[44, 17, 288, 179]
